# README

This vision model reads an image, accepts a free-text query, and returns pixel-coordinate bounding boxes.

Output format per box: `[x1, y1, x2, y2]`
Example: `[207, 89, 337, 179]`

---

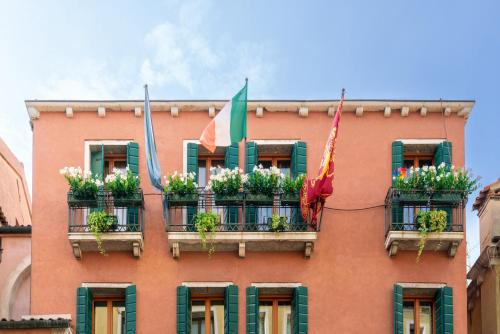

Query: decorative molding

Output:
[171, 106, 179, 117]
[256, 107, 264, 118]
[97, 106, 105, 117]
[420, 107, 428, 117]
[398, 139, 445, 145]
[298, 107, 308, 117]
[327, 106, 336, 117]
[458, 107, 471, 117]
[182, 282, 233, 288]
[27, 107, 40, 120]
[65, 107, 73, 118]
[81, 283, 131, 289]
[134, 107, 141, 117]
[208, 106, 216, 118]
[384, 106, 391, 117]
[397, 283, 446, 289]
[401, 106, 410, 117]
[355, 106, 363, 117]
[444, 107, 452, 116]
[251, 283, 303, 288]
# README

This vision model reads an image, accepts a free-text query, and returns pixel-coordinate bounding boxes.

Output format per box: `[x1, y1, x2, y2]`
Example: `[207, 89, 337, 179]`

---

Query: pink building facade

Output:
[25, 99, 474, 333]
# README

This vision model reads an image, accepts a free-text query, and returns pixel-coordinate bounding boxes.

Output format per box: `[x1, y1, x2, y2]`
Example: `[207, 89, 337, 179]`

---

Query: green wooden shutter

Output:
[90, 145, 104, 180]
[291, 141, 307, 178]
[186, 143, 199, 232]
[393, 284, 403, 334]
[392, 141, 404, 230]
[225, 144, 239, 229]
[125, 285, 137, 334]
[291, 286, 308, 334]
[246, 286, 259, 334]
[434, 141, 453, 230]
[76, 287, 92, 334]
[245, 142, 258, 229]
[127, 142, 140, 231]
[177, 286, 191, 334]
[224, 285, 238, 334]
[435, 286, 453, 334]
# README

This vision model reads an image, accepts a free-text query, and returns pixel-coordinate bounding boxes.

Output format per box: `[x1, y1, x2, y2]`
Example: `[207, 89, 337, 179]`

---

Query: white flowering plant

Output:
[60, 166, 103, 199]
[206, 167, 245, 196]
[105, 167, 140, 198]
[393, 163, 479, 194]
[282, 174, 306, 195]
[164, 171, 198, 195]
[244, 164, 284, 196]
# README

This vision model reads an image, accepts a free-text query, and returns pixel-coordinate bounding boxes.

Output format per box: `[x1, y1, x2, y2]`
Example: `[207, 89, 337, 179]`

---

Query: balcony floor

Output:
[385, 231, 464, 257]
[167, 231, 317, 259]
[68, 232, 144, 259]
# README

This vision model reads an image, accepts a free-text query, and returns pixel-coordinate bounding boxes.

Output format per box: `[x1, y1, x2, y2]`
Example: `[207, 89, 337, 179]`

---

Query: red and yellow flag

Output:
[300, 89, 345, 222]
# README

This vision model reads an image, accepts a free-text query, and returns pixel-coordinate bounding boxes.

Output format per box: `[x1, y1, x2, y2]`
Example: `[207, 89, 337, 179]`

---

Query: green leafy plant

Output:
[105, 167, 140, 198]
[206, 167, 245, 196]
[194, 212, 220, 255]
[164, 171, 197, 195]
[393, 163, 479, 194]
[268, 214, 289, 232]
[416, 209, 448, 261]
[87, 211, 116, 255]
[244, 165, 283, 196]
[60, 166, 102, 199]
[282, 174, 306, 195]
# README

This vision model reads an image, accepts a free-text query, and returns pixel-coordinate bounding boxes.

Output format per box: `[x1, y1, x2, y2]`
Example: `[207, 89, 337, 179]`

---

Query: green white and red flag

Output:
[200, 81, 248, 153]
[300, 89, 345, 222]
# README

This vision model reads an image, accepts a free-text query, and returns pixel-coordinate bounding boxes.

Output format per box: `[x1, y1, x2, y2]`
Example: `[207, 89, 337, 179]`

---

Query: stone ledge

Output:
[385, 231, 464, 257]
[68, 232, 143, 260]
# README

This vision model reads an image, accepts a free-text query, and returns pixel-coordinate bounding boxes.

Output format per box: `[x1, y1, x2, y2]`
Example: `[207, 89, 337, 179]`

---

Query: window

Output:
[198, 156, 225, 188]
[191, 295, 224, 334]
[259, 296, 292, 334]
[93, 298, 126, 334]
[258, 157, 291, 177]
[403, 298, 434, 334]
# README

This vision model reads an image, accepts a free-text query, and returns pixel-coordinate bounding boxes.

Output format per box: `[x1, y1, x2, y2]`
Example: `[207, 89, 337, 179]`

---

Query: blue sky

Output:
[0, 0, 498, 265]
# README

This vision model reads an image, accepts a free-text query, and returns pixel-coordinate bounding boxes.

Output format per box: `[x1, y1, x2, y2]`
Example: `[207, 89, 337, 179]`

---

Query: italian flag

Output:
[200, 81, 248, 153]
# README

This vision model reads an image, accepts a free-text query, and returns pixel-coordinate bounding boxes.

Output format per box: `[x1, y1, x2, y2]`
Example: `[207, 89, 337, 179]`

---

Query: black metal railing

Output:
[163, 191, 321, 232]
[385, 188, 466, 236]
[67, 189, 144, 234]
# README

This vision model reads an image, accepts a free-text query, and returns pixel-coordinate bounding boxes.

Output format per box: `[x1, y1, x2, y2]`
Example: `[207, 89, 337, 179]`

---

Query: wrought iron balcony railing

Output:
[162, 191, 322, 233]
[67, 190, 144, 234]
[384, 188, 466, 236]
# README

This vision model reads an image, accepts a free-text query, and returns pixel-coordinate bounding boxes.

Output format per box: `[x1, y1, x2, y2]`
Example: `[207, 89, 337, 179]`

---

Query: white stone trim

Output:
[208, 106, 216, 118]
[256, 107, 264, 118]
[298, 107, 308, 117]
[171, 106, 179, 117]
[397, 139, 446, 145]
[420, 107, 428, 117]
[181, 282, 233, 288]
[384, 106, 391, 117]
[401, 106, 410, 117]
[396, 283, 447, 289]
[65, 107, 73, 118]
[97, 106, 106, 117]
[251, 283, 303, 288]
[134, 107, 141, 117]
[81, 283, 132, 289]
[355, 106, 363, 117]
[0, 255, 30, 319]
[22, 314, 72, 320]
[252, 139, 299, 145]
[83, 140, 132, 172]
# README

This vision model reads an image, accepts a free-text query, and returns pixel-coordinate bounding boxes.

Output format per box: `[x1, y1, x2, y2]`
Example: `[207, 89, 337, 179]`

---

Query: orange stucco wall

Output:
[31, 108, 467, 333]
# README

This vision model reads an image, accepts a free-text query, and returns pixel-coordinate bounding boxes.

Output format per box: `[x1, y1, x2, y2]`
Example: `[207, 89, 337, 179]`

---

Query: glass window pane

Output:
[212, 160, 225, 169]
[418, 159, 433, 168]
[192, 301, 206, 334]
[198, 160, 207, 188]
[114, 160, 127, 172]
[112, 301, 126, 334]
[94, 301, 108, 334]
[419, 302, 433, 334]
[278, 301, 292, 334]
[259, 301, 273, 334]
[403, 301, 415, 334]
[258, 160, 272, 169]
[277, 160, 290, 177]
[403, 160, 414, 169]
[210, 300, 224, 334]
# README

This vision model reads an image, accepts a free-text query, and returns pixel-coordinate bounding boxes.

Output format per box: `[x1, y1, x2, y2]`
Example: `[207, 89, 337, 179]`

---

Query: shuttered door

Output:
[246, 286, 259, 334]
[127, 142, 140, 231]
[291, 142, 307, 229]
[186, 143, 199, 232]
[224, 285, 238, 334]
[245, 142, 258, 229]
[76, 287, 92, 334]
[125, 285, 137, 334]
[291, 286, 308, 334]
[391, 141, 404, 230]
[393, 284, 403, 334]
[435, 287, 453, 334]
[434, 141, 453, 230]
[177, 286, 191, 334]
[225, 144, 239, 229]
[90, 145, 104, 212]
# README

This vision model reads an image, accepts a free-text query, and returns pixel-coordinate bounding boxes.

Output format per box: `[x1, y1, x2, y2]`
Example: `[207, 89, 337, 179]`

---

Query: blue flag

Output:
[144, 85, 163, 191]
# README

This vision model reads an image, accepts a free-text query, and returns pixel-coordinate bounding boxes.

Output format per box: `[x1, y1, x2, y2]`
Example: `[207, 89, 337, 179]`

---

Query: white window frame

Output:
[83, 140, 132, 173]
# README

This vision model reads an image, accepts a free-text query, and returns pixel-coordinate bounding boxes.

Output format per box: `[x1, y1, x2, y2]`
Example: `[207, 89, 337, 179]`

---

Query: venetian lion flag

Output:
[200, 80, 248, 153]
[300, 88, 345, 222]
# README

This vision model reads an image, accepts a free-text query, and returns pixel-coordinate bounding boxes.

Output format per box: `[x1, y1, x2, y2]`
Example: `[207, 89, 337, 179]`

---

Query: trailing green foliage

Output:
[87, 211, 116, 255]
[105, 167, 140, 198]
[268, 214, 289, 232]
[416, 209, 448, 261]
[194, 212, 220, 255]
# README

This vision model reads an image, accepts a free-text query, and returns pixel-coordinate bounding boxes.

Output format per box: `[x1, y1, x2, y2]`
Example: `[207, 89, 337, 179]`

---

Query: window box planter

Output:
[67, 191, 98, 208]
[245, 193, 274, 206]
[165, 193, 199, 207]
[281, 193, 300, 206]
[112, 192, 143, 207]
[431, 191, 465, 204]
[214, 193, 244, 206]
[393, 190, 429, 204]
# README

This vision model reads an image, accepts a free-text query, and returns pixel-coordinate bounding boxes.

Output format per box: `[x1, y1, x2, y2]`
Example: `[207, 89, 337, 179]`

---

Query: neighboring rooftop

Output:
[0, 316, 71, 329]
[473, 179, 500, 213]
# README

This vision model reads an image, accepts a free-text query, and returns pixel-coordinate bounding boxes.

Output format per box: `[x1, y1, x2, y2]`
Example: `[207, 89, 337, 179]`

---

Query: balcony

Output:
[67, 190, 144, 259]
[163, 192, 322, 259]
[385, 188, 465, 257]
